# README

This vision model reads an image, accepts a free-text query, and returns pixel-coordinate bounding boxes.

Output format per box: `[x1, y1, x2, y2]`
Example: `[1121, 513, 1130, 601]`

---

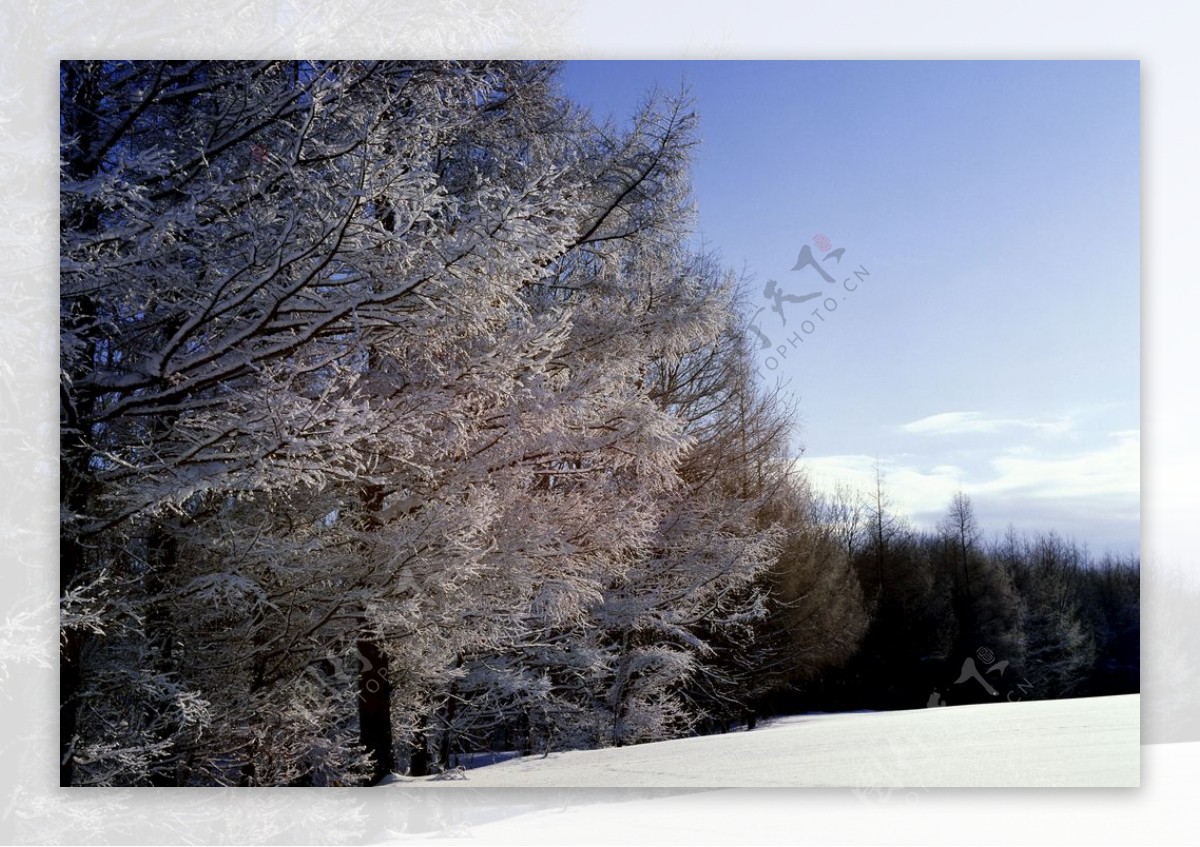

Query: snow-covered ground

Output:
[387, 694, 1139, 789]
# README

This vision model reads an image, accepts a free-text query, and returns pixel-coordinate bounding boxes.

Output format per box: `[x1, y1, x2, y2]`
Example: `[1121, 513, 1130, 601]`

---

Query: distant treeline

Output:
[754, 482, 1139, 719]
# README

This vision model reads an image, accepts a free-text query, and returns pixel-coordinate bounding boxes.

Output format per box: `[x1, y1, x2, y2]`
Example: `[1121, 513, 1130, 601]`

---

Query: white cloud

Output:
[900, 411, 1074, 437]
[799, 454, 963, 521]
[798, 430, 1139, 542]
[975, 430, 1139, 501]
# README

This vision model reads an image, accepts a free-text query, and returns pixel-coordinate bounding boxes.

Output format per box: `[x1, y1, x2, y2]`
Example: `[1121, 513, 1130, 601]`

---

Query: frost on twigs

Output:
[59, 61, 838, 785]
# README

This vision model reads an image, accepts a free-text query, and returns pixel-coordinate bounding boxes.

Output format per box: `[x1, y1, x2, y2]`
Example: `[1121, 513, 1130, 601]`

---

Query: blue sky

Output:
[558, 61, 1140, 555]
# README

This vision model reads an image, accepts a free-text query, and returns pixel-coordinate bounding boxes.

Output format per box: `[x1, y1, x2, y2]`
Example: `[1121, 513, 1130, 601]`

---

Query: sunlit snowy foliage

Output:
[60, 61, 865, 785]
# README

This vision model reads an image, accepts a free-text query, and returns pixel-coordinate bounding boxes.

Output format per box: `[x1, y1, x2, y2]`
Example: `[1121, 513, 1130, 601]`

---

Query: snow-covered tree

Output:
[998, 530, 1097, 698]
[935, 493, 1023, 679]
[60, 59, 599, 784]
[61, 60, 796, 785]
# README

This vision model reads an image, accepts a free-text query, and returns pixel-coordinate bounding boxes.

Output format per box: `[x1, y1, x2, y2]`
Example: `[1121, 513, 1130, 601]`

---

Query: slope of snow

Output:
[387, 694, 1139, 789]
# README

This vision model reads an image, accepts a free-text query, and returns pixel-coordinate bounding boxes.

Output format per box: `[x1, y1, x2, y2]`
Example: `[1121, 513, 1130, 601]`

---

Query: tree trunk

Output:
[60, 61, 104, 788]
[59, 296, 97, 788]
[355, 482, 395, 784]
[356, 637, 394, 783]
